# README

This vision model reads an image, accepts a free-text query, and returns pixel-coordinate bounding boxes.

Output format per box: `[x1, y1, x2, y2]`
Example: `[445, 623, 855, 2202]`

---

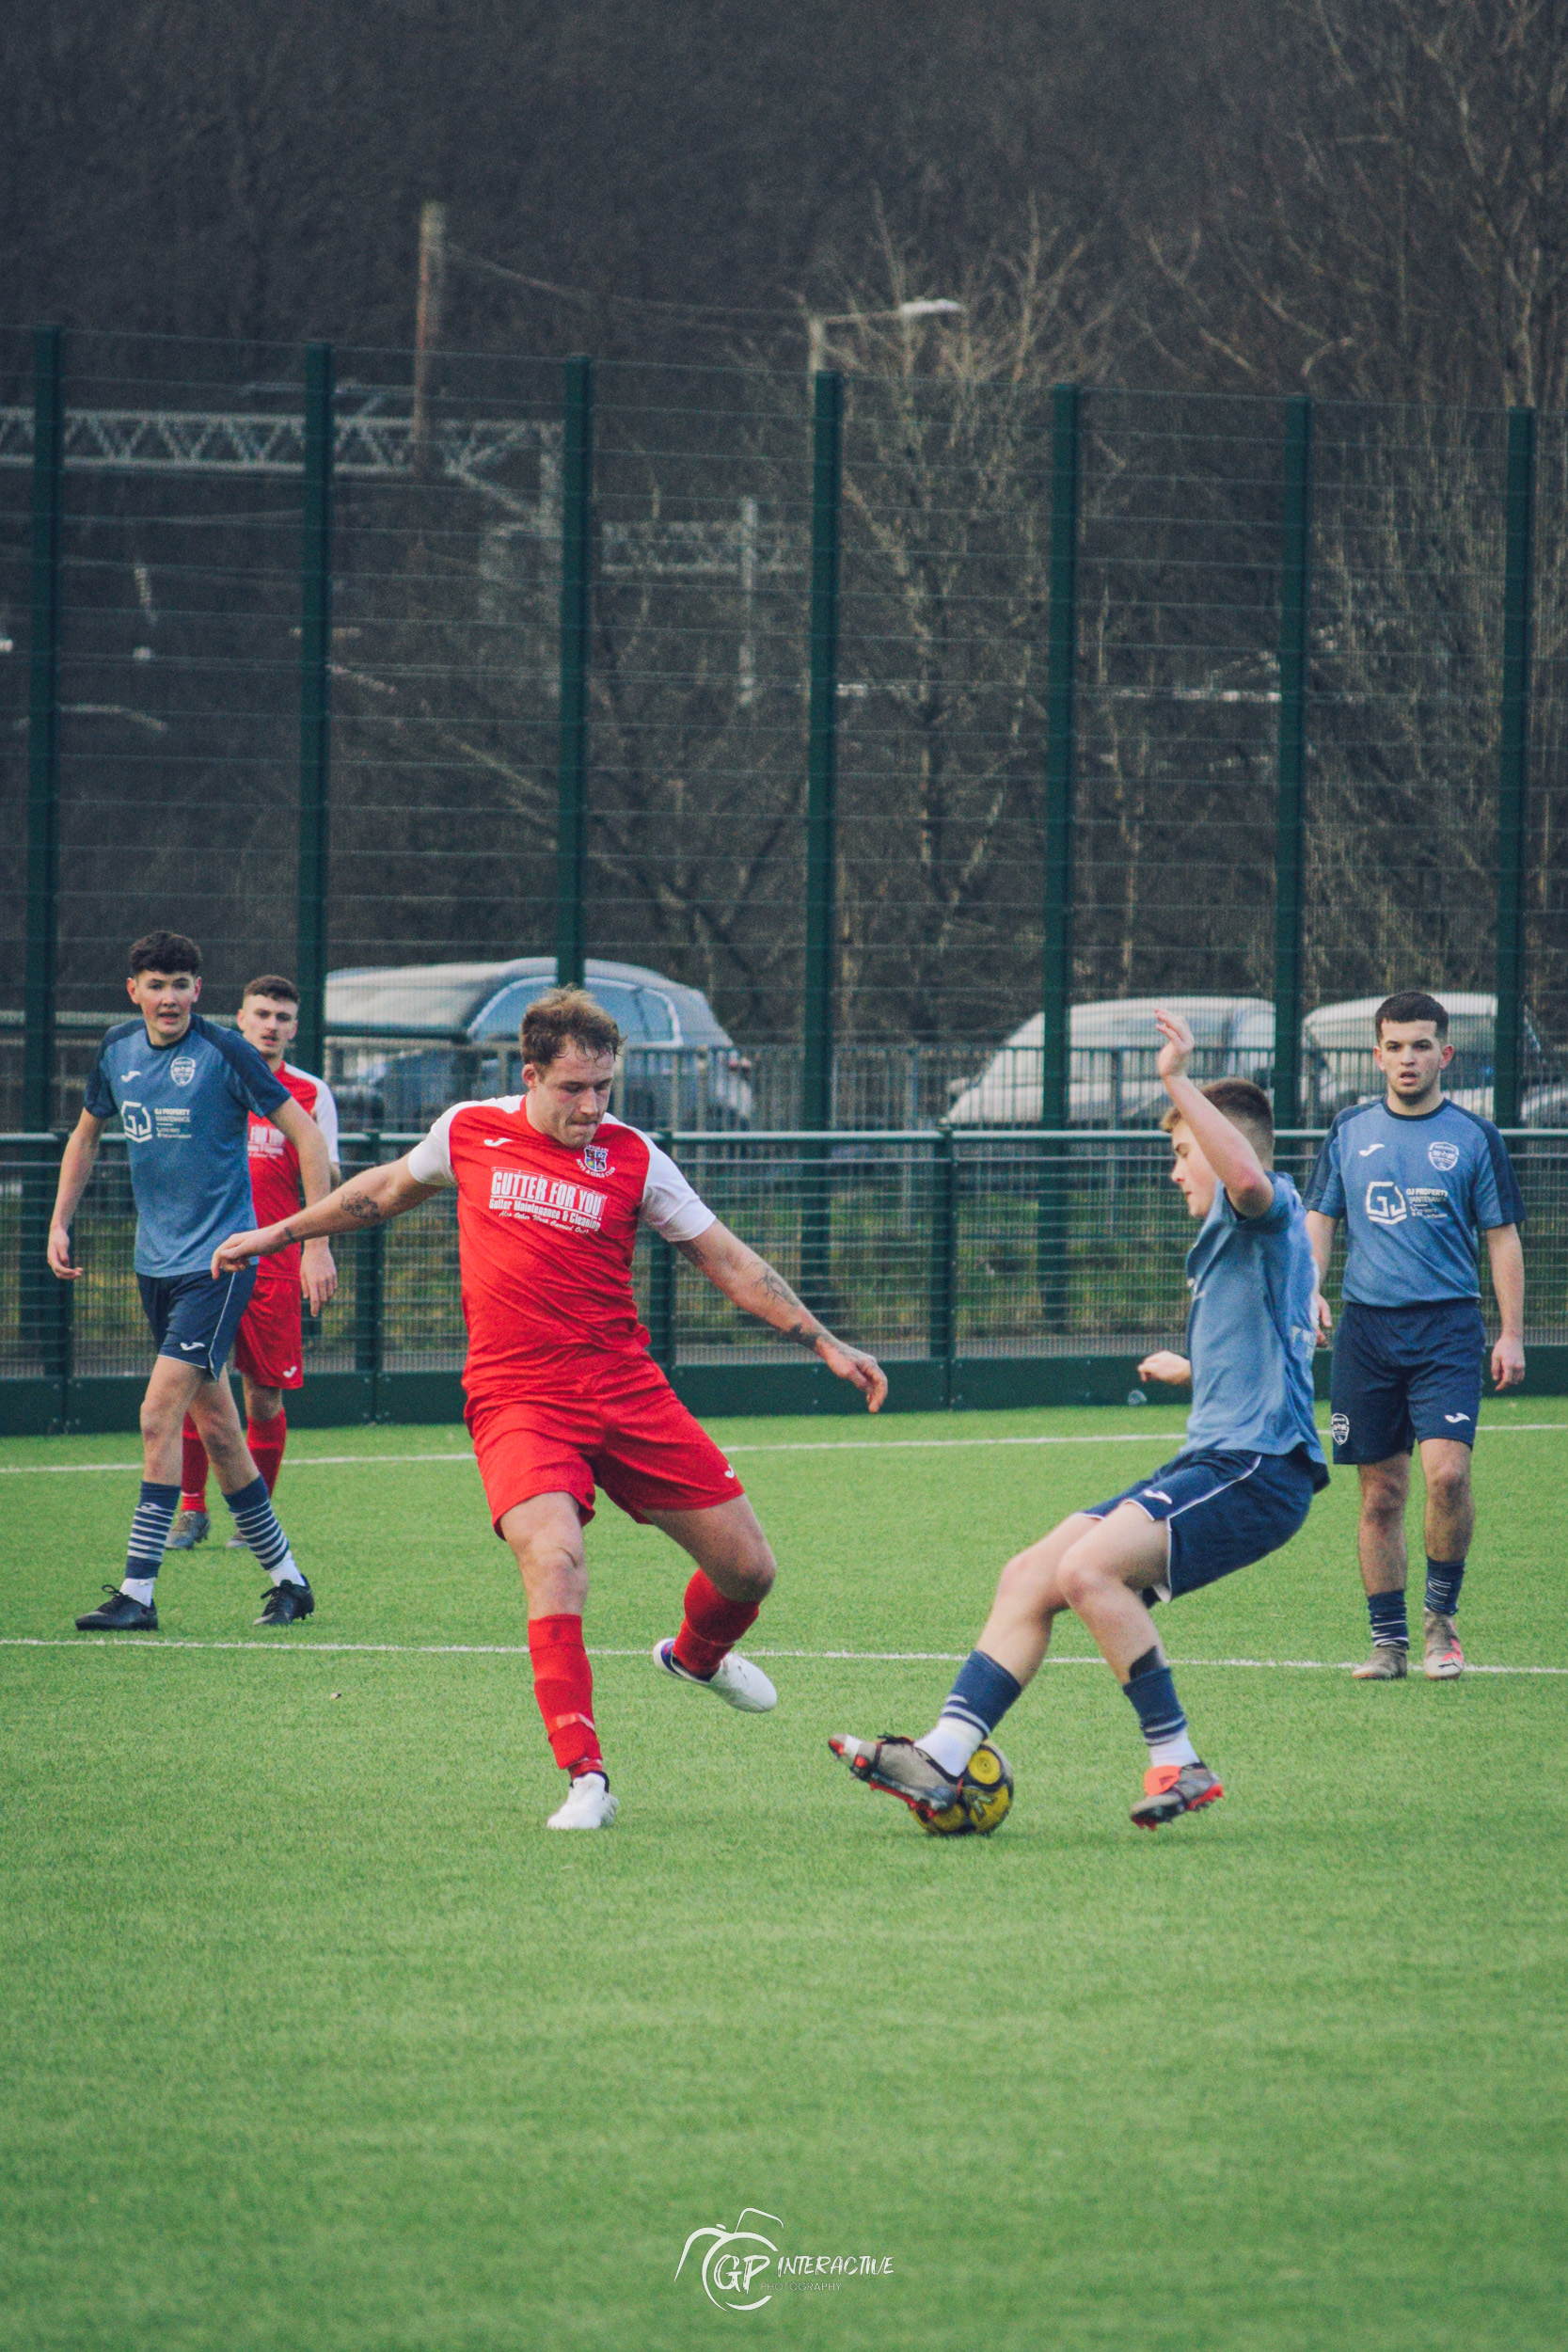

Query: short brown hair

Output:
[520, 987, 623, 1070]
[242, 973, 300, 1007]
[129, 930, 200, 977]
[1163, 1078, 1275, 1163]
[1375, 990, 1448, 1038]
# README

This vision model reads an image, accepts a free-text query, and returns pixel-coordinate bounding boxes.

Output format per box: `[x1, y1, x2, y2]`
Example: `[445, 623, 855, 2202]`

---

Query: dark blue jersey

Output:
[84, 1013, 289, 1279]
[1303, 1097, 1523, 1306]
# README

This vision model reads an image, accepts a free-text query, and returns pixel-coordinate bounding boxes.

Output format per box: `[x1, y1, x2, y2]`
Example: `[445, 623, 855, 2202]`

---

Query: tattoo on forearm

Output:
[341, 1188, 384, 1224]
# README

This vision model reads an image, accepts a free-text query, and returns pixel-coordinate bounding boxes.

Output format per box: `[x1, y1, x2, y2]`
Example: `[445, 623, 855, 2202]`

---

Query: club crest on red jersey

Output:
[580, 1143, 610, 1177]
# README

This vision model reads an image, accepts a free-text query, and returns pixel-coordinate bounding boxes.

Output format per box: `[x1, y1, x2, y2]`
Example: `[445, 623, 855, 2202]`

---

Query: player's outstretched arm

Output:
[1137, 1350, 1191, 1386]
[47, 1111, 104, 1280]
[1154, 1009, 1275, 1217]
[271, 1093, 340, 1311]
[677, 1220, 889, 1411]
[1484, 1222, 1526, 1388]
[210, 1154, 441, 1279]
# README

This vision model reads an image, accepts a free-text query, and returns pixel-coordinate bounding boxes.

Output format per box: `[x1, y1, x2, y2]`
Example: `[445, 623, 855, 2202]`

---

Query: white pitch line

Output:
[7, 1421, 1568, 1477]
[0, 1637, 1563, 1676]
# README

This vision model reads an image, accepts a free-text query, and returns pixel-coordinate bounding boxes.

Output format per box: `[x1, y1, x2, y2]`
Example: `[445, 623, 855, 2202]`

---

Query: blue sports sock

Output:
[1120, 1647, 1193, 1758]
[921, 1649, 1022, 1777]
[223, 1475, 305, 1585]
[125, 1480, 179, 1588]
[1368, 1589, 1409, 1648]
[1425, 1559, 1465, 1618]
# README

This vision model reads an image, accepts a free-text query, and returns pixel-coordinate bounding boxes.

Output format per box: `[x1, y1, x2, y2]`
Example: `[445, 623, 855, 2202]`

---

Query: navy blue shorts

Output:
[1329, 1299, 1486, 1464]
[1082, 1445, 1320, 1602]
[137, 1264, 256, 1381]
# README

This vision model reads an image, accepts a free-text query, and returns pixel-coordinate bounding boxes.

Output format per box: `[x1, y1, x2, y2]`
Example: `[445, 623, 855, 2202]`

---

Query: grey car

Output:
[325, 957, 752, 1131]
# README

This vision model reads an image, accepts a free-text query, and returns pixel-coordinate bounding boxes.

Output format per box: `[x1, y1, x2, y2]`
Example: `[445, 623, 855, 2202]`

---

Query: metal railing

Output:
[7, 1128, 1563, 1389]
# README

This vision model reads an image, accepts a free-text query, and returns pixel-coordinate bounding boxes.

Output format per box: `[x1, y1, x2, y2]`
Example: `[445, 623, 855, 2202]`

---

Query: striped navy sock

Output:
[1424, 1559, 1465, 1618]
[921, 1648, 1022, 1778]
[1121, 1646, 1197, 1765]
[124, 1480, 179, 1592]
[1368, 1589, 1409, 1648]
[222, 1475, 306, 1586]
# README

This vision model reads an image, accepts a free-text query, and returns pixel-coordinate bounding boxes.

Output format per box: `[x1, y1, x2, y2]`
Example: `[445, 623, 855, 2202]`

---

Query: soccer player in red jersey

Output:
[214, 990, 887, 1830]
[168, 976, 341, 1550]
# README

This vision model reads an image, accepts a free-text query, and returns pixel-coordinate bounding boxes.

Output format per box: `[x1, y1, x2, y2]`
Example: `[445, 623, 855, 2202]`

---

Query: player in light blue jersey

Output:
[46, 930, 336, 1633]
[1304, 991, 1526, 1682]
[832, 1010, 1327, 1832]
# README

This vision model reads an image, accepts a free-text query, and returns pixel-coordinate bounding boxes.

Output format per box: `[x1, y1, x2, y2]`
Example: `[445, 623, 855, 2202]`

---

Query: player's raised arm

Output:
[676, 1220, 889, 1412]
[1154, 1009, 1275, 1217]
[47, 1109, 106, 1279]
[211, 1153, 441, 1278]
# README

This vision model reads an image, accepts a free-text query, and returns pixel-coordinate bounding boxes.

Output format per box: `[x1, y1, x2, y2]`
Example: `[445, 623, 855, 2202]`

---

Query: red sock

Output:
[672, 1571, 761, 1680]
[181, 1418, 209, 1515]
[528, 1613, 605, 1777]
[246, 1410, 287, 1497]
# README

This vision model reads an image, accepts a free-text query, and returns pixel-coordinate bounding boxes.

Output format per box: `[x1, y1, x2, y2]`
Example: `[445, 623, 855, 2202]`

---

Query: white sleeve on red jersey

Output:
[640, 1136, 718, 1244]
[406, 1097, 522, 1186]
[308, 1075, 341, 1166]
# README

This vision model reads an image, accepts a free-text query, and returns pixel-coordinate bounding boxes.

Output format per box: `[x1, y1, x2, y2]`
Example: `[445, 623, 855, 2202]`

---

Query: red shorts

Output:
[231, 1259, 305, 1391]
[465, 1352, 744, 1532]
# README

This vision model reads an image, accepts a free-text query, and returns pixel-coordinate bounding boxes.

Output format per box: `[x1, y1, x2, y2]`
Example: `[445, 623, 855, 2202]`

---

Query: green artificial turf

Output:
[2, 1400, 1565, 2350]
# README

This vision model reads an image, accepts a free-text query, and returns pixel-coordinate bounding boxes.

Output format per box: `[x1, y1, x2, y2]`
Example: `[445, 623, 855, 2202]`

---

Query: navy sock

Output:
[1424, 1559, 1465, 1618]
[1120, 1646, 1190, 1753]
[223, 1475, 304, 1583]
[921, 1649, 1023, 1776]
[126, 1481, 180, 1584]
[1368, 1589, 1409, 1648]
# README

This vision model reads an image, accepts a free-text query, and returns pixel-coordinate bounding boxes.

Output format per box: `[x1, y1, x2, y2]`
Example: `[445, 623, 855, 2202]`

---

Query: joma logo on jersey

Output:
[487, 1168, 606, 1230]
[1365, 1180, 1408, 1225]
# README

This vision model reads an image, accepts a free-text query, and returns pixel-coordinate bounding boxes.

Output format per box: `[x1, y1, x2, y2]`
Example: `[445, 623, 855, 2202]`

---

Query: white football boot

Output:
[652, 1639, 777, 1713]
[546, 1772, 620, 1831]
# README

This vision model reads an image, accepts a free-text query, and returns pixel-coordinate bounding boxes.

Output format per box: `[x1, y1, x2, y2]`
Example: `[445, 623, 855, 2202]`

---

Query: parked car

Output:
[1302, 993, 1558, 1122]
[944, 996, 1278, 1127]
[324, 958, 752, 1130]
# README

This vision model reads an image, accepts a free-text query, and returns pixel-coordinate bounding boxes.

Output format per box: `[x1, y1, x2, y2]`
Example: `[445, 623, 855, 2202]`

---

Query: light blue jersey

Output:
[1302, 1098, 1524, 1307]
[1182, 1172, 1326, 1473]
[84, 1014, 289, 1279]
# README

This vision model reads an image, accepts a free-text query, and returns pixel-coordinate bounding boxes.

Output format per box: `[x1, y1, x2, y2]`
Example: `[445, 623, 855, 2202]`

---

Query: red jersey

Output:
[247, 1063, 341, 1258]
[406, 1099, 715, 1395]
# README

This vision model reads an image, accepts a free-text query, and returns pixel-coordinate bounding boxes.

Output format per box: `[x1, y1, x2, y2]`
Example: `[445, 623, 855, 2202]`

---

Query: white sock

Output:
[119, 1577, 156, 1606]
[919, 1716, 985, 1779]
[269, 1555, 307, 1588]
[1148, 1730, 1199, 1769]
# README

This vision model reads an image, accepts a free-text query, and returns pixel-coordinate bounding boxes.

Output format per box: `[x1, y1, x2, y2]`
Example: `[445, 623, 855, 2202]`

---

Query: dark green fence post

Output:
[927, 1128, 956, 1404]
[1274, 395, 1312, 1126]
[1496, 405, 1536, 1128]
[353, 1134, 385, 1413]
[297, 342, 334, 1075]
[557, 356, 594, 989]
[25, 326, 63, 1132]
[1039, 384, 1080, 1329]
[801, 371, 844, 1321]
[803, 369, 843, 1131]
[648, 1131, 676, 1369]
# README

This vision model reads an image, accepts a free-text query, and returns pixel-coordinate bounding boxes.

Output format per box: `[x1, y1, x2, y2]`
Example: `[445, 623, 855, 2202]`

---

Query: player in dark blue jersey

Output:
[832, 1010, 1327, 1832]
[1304, 991, 1527, 1682]
[46, 931, 336, 1632]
